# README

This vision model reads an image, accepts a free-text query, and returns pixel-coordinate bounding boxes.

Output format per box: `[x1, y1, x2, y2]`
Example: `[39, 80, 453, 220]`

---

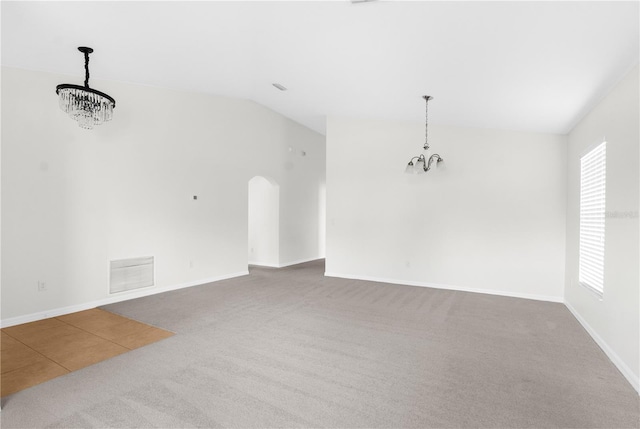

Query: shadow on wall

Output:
[248, 176, 279, 267]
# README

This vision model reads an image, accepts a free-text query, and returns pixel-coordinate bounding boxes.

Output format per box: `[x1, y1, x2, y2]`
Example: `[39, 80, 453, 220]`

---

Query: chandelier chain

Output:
[424, 96, 429, 150]
[83, 51, 90, 88]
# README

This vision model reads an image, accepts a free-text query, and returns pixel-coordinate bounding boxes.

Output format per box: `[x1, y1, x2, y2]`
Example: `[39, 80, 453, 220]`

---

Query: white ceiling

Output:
[2, 1, 638, 135]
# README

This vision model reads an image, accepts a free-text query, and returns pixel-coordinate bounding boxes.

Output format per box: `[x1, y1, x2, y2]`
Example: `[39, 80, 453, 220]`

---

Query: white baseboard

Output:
[248, 261, 280, 268]
[250, 257, 323, 269]
[323, 271, 564, 303]
[0, 271, 249, 328]
[278, 257, 323, 268]
[565, 301, 640, 394]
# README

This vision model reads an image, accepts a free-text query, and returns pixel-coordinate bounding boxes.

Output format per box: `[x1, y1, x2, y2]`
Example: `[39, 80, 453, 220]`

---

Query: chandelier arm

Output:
[406, 154, 425, 165]
[425, 153, 442, 171]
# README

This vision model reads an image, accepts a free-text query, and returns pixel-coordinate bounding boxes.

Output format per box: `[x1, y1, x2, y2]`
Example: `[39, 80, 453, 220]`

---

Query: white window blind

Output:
[579, 141, 606, 295]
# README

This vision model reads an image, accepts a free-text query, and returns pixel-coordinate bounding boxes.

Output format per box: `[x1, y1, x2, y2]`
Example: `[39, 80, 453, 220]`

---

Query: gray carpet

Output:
[2, 260, 638, 428]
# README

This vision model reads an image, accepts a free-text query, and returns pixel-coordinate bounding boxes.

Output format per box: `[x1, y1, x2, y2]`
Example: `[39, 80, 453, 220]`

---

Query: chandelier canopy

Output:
[56, 47, 116, 129]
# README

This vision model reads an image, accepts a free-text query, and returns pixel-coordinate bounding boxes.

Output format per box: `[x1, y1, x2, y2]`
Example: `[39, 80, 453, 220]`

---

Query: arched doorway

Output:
[248, 176, 279, 267]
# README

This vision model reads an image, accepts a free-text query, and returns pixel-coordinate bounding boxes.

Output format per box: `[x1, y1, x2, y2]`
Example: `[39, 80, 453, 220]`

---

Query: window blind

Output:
[579, 141, 606, 295]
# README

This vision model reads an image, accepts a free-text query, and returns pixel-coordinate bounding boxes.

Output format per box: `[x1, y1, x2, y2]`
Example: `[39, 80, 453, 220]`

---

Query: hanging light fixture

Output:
[405, 95, 443, 174]
[56, 47, 116, 129]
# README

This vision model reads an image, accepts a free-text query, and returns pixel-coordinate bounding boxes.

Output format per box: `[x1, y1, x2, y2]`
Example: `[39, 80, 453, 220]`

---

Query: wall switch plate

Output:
[37, 281, 46, 292]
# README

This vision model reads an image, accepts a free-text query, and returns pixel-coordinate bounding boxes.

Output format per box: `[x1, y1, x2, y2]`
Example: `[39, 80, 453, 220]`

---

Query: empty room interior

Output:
[1, 1, 639, 428]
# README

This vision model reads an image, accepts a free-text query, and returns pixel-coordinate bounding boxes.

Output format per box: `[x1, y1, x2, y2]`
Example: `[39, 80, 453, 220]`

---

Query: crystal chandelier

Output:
[56, 47, 116, 129]
[405, 95, 443, 174]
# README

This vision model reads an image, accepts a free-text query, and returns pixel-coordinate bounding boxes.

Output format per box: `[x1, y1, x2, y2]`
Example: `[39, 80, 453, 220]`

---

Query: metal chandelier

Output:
[404, 95, 443, 174]
[56, 47, 116, 129]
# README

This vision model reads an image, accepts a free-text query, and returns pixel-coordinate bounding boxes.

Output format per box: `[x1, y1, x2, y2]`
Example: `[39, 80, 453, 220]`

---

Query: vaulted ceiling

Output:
[2, 1, 638, 135]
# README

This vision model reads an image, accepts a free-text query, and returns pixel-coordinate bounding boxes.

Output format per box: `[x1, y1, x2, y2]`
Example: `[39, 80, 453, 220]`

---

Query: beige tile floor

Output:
[1, 308, 173, 397]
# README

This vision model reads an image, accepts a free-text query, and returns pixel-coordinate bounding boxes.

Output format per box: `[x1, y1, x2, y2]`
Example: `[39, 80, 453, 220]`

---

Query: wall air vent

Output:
[110, 256, 154, 294]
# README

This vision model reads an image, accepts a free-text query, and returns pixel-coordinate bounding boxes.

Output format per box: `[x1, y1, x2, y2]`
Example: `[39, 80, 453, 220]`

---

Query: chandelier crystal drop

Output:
[56, 47, 116, 129]
[57, 86, 114, 129]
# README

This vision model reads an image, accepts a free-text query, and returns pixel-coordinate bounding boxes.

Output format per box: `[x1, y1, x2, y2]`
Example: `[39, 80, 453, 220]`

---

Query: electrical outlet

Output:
[37, 281, 47, 292]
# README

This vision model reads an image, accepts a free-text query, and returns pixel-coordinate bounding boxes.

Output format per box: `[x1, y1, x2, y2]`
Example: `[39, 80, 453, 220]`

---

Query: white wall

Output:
[279, 141, 326, 266]
[1, 67, 325, 324]
[248, 176, 279, 267]
[326, 116, 567, 301]
[565, 65, 639, 392]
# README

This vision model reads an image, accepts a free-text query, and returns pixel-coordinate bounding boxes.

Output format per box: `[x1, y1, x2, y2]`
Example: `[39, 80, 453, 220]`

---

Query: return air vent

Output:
[110, 256, 154, 294]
